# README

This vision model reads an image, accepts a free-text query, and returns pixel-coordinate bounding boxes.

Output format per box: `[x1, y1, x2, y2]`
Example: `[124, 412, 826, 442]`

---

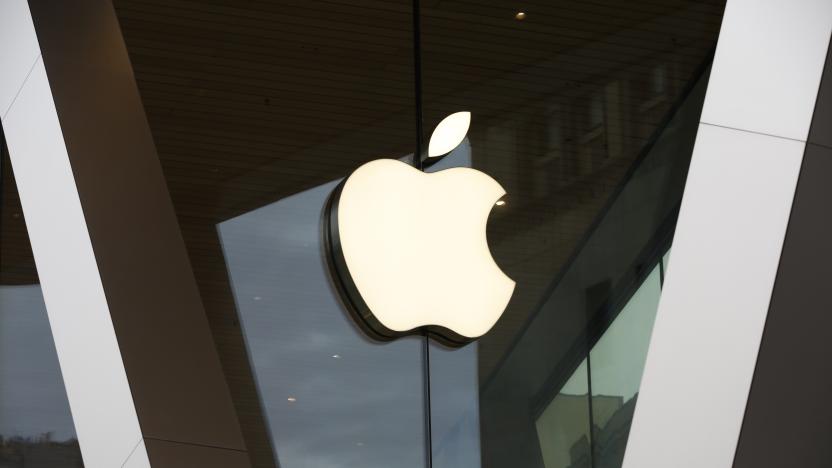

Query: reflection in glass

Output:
[112, 2, 420, 463]
[114, 0, 728, 466]
[422, 0, 720, 444]
[428, 342, 481, 468]
[0, 286, 83, 468]
[454, 55, 713, 467]
[219, 180, 426, 468]
[534, 257, 667, 468]
[0, 146, 83, 467]
[590, 266, 662, 467]
[535, 359, 591, 468]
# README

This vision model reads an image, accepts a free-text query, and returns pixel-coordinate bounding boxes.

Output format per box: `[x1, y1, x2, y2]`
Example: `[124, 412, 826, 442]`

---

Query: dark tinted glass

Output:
[0, 142, 84, 467]
[217, 179, 427, 468]
[419, 2, 723, 467]
[113, 1, 423, 467]
[112, 1, 726, 467]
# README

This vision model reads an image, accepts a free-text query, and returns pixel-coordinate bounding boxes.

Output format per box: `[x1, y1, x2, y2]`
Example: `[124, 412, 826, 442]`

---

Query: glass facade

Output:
[112, 1, 726, 466]
[5, 1, 832, 466]
[535, 255, 668, 468]
[218, 180, 427, 468]
[589, 264, 662, 467]
[0, 141, 84, 467]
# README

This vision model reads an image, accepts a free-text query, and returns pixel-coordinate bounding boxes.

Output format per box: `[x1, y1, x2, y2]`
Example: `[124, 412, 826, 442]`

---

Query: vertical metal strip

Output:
[413, 0, 424, 171]
[422, 334, 434, 468]
[413, 0, 433, 465]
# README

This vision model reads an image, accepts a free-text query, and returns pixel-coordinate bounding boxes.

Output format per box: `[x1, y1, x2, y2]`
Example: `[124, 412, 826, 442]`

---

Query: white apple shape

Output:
[327, 158, 515, 344]
[428, 111, 471, 157]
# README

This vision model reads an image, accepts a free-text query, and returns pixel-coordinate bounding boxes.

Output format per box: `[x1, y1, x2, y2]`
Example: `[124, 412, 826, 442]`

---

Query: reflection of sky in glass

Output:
[429, 342, 481, 468]
[423, 142, 482, 468]
[0, 284, 78, 441]
[219, 144, 482, 467]
[219, 178, 427, 468]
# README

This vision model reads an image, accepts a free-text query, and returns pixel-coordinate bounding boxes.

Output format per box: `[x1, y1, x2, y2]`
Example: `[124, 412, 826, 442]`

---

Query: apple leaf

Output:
[428, 111, 471, 157]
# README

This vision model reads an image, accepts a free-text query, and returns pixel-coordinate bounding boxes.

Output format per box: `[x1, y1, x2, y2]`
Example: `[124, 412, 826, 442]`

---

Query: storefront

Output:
[1, 1, 831, 467]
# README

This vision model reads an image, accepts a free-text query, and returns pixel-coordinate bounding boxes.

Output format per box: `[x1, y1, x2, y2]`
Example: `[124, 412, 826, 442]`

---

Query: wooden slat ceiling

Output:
[111, 0, 722, 221]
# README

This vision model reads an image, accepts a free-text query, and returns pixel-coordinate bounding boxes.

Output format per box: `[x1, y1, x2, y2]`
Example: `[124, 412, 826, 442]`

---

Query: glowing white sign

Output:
[325, 112, 515, 346]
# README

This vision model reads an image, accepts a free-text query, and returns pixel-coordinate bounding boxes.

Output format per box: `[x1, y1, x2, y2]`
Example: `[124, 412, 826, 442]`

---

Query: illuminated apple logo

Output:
[324, 112, 515, 347]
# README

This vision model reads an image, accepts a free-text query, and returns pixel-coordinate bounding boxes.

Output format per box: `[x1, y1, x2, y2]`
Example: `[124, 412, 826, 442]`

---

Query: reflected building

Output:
[0, 436, 83, 468]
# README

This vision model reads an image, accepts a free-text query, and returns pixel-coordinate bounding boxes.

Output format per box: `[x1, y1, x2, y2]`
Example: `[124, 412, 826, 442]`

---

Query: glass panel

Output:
[0, 146, 84, 467]
[114, 1, 421, 466]
[218, 179, 426, 468]
[111, 1, 726, 466]
[428, 342, 481, 468]
[589, 265, 662, 467]
[420, 2, 724, 466]
[535, 359, 591, 468]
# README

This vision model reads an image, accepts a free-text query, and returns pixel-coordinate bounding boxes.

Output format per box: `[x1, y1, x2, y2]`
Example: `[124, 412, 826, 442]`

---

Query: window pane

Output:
[111, 1, 727, 466]
[420, 2, 724, 467]
[218, 178, 426, 468]
[0, 146, 83, 467]
[114, 1, 422, 466]
[589, 265, 662, 467]
[536, 359, 592, 468]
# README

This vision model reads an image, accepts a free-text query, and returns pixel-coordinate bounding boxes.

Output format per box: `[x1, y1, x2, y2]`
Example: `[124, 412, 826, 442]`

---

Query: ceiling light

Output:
[515, 11, 526, 20]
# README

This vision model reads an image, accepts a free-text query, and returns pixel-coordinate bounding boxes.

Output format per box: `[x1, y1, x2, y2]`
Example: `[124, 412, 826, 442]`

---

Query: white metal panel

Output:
[123, 440, 152, 468]
[622, 124, 804, 468]
[0, 0, 40, 118]
[1, 58, 146, 468]
[700, 0, 832, 141]
[625, 1, 832, 465]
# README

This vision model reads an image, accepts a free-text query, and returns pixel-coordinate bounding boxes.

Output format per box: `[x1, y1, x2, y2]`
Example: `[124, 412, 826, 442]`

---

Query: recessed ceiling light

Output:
[495, 200, 506, 206]
[332, 354, 341, 359]
[287, 397, 297, 403]
[253, 296, 262, 301]
[515, 11, 526, 20]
